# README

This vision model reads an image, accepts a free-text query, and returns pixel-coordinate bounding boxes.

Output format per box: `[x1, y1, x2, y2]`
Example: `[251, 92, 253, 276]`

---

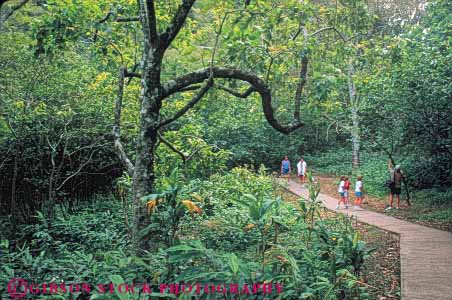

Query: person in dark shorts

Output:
[386, 161, 404, 210]
[281, 156, 291, 182]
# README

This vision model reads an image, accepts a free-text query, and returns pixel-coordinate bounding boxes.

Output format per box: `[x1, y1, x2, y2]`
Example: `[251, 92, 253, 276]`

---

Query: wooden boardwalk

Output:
[283, 180, 452, 300]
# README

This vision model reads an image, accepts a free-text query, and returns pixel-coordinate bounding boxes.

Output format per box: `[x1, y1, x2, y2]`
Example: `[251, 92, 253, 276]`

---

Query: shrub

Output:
[0, 167, 373, 300]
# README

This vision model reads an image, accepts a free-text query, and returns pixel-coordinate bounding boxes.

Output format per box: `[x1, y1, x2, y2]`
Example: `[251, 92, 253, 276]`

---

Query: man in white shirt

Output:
[297, 158, 307, 183]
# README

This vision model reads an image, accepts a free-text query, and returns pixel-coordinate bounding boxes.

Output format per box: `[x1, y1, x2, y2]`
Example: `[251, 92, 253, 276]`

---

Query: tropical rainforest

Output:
[0, 0, 450, 299]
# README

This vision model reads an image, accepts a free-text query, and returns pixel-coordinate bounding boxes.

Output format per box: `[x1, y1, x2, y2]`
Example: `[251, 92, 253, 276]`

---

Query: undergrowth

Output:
[0, 167, 375, 300]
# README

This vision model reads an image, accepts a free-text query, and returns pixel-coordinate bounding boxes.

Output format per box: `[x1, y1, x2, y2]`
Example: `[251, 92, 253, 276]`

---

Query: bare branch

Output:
[98, 10, 139, 24]
[88, 30, 126, 64]
[113, 67, 135, 175]
[0, 145, 12, 170]
[124, 69, 142, 78]
[326, 120, 337, 142]
[66, 142, 110, 157]
[126, 63, 140, 85]
[116, 16, 140, 22]
[322, 113, 353, 132]
[145, 0, 159, 43]
[310, 26, 347, 43]
[178, 84, 202, 92]
[160, 0, 196, 49]
[56, 147, 98, 191]
[158, 132, 216, 164]
[158, 132, 187, 163]
[185, 146, 208, 161]
[215, 84, 255, 98]
[158, 77, 213, 128]
[98, 10, 114, 24]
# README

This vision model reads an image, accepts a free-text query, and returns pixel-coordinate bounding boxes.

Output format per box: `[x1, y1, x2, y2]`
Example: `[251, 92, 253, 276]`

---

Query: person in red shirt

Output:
[343, 176, 350, 209]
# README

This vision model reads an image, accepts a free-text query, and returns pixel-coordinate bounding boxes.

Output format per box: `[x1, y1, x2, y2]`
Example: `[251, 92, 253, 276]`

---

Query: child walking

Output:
[336, 175, 346, 209]
[354, 175, 364, 210]
[343, 176, 350, 209]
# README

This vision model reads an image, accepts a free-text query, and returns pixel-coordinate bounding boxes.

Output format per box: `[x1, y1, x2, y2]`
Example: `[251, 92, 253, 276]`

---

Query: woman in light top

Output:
[297, 158, 307, 184]
[354, 175, 364, 210]
[336, 175, 346, 209]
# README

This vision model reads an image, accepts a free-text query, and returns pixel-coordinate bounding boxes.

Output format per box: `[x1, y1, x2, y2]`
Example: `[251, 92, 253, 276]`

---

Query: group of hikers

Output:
[280, 156, 405, 211]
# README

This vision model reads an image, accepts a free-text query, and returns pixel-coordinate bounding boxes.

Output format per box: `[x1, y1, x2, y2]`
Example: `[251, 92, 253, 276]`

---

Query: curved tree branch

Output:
[178, 84, 202, 92]
[158, 132, 217, 164]
[161, 67, 303, 134]
[157, 132, 187, 163]
[310, 26, 347, 43]
[98, 10, 114, 23]
[125, 69, 142, 78]
[113, 67, 135, 175]
[158, 77, 213, 128]
[215, 84, 255, 98]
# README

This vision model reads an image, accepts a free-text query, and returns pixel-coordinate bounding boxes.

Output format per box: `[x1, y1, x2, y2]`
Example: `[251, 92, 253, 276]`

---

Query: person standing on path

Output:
[297, 158, 307, 184]
[281, 156, 291, 182]
[387, 161, 404, 210]
[354, 175, 364, 210]
[336, 175, 346, 209]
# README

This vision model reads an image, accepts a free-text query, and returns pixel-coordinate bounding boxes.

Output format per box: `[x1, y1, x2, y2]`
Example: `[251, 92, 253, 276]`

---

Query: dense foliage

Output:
[1, 169, 374, 299]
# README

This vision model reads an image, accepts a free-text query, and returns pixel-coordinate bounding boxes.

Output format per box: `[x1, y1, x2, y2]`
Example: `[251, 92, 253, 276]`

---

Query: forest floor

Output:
[280, 189, 401, 300]
[311, 173, 452, 233]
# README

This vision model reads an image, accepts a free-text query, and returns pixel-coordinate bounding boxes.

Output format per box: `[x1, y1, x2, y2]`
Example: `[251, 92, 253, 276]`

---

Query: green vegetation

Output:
[1, 169, 375, 299]
[0, 0, 450, 299]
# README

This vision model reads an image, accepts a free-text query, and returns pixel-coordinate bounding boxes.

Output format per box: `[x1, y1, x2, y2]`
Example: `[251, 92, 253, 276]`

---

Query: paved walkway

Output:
[283, 180, 452, 300]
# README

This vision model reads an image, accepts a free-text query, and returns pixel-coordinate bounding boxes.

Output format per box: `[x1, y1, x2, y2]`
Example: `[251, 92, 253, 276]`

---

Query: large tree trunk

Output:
[131, 45, 163, 252]
[131, 123, 158, 252]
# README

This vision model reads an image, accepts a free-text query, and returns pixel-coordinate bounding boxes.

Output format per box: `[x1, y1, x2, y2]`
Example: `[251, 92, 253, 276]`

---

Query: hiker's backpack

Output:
[383, 174, 395, 189]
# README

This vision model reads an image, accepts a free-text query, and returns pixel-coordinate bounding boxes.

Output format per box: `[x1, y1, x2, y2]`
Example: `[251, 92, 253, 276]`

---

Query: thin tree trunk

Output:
[348, 62, 360, 169]
[351, 107, 360, 169]
[10, 153, 18, 219]
[48, 151, 56, 223]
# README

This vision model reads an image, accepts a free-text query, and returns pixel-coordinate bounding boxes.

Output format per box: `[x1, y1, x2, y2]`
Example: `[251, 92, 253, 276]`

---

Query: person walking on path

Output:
[281, 156, 291, 182]
[354, 175, 364, 210]
[297, 158, 307, 184]
[343, 176, 350, 208]
[386, 161, 404, 210]
[336, 175, 347, 209]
